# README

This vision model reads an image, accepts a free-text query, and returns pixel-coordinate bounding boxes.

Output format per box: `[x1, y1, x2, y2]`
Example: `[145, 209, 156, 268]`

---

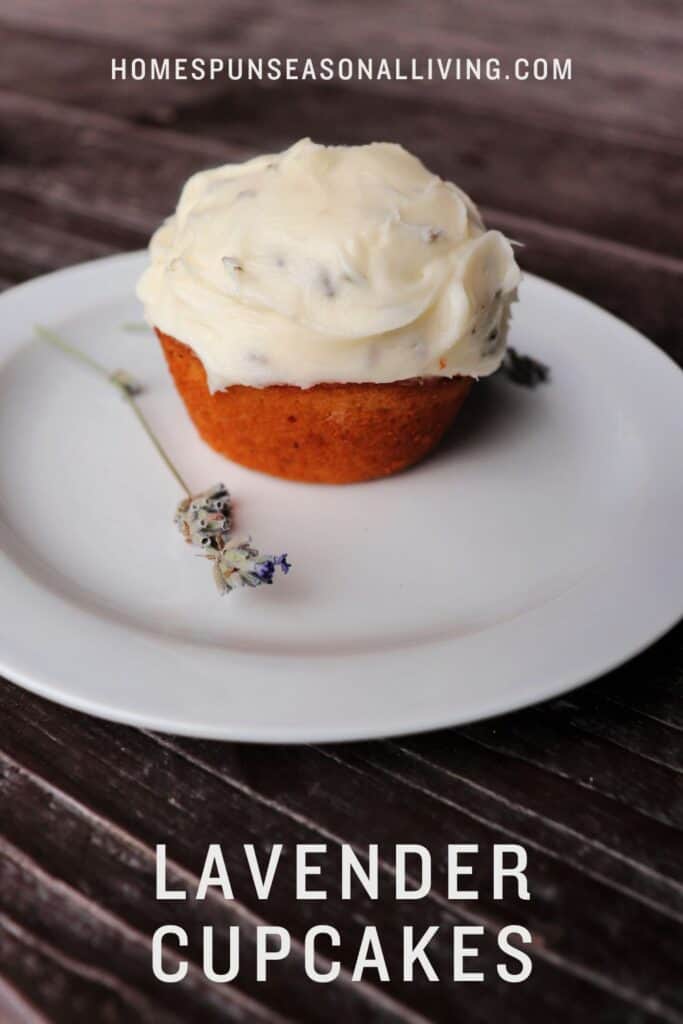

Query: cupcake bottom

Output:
[157, 330, 473, 484]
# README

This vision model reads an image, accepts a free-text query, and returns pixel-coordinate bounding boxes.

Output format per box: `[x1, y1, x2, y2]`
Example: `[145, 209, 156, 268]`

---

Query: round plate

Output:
[0, 252, 681, 742]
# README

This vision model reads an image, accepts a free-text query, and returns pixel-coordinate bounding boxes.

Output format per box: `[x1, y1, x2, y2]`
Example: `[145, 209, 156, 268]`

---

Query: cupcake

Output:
[137, 139, 520, 484]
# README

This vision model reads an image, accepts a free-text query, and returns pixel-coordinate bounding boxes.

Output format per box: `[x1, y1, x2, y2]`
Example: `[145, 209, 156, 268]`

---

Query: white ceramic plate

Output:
[0, 252, 681, 742]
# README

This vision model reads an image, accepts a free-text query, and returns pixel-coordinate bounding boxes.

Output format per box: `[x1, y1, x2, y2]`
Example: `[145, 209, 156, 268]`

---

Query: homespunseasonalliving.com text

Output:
[153, 843, 534, 984]
[112, 56, 572, 83]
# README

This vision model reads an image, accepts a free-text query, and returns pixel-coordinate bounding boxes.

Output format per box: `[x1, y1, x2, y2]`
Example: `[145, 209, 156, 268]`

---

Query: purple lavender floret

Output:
[274, 554, 291, 575]
[254, 559, 276, 584]
[254, 554, 291, 585]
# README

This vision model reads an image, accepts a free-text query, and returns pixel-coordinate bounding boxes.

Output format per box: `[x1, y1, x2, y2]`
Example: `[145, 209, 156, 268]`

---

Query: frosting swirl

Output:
[137, 138, 520, 389]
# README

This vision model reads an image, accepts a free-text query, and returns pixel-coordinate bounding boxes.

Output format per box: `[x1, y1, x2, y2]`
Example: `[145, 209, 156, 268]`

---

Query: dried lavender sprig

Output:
[36, 325, 292, 597]
[35, 324, 192, 497]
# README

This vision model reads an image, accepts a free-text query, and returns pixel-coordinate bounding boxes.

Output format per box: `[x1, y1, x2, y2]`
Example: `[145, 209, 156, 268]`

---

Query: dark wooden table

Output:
[0, 4, 681, 1021]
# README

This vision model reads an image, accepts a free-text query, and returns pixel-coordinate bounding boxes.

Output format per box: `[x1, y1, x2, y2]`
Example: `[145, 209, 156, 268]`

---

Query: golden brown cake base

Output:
[157, 329, 473, 484]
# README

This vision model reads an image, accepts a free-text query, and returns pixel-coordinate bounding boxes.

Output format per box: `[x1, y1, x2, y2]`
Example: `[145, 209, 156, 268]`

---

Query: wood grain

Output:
[3, 1, 683, 136]
[1, 680, 681, 1023]
[0, 3, 681, 1021]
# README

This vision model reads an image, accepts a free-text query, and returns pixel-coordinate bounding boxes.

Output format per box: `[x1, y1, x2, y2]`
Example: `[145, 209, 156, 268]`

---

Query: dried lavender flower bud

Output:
[175, 483, 232, 549]
[210, 541, 291, 595]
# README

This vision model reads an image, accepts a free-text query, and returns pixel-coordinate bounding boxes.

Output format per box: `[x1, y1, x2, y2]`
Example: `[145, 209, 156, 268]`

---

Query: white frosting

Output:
[137, 138, 520, 389]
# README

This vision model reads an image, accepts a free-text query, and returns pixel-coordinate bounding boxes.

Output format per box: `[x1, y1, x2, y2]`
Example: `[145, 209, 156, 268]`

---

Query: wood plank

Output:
[0, 682, 680, 1022]
[590, 626, 683, 728]
[2, 1, 682, 137]
[137, 734, 683, 1021]
[457, 711, 683, 830]
[0, 755, 411, 1024]
[608, 691, 683, 732]
[0, 203, 120, 282]
[0, 21, 230, 123]
[0, 704, 441, 1023]
[0, 850, 273, 1024]
[533, 695, 683, 773]
[374, 733, 683, 898]
[364, 738, 683, 919]
[0, 916, 164, 1024]
[0, 90, 231, 227]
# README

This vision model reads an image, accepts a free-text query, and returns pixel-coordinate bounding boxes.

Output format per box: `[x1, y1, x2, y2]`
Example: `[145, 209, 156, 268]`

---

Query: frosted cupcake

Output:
[137, 139, 520, 483]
